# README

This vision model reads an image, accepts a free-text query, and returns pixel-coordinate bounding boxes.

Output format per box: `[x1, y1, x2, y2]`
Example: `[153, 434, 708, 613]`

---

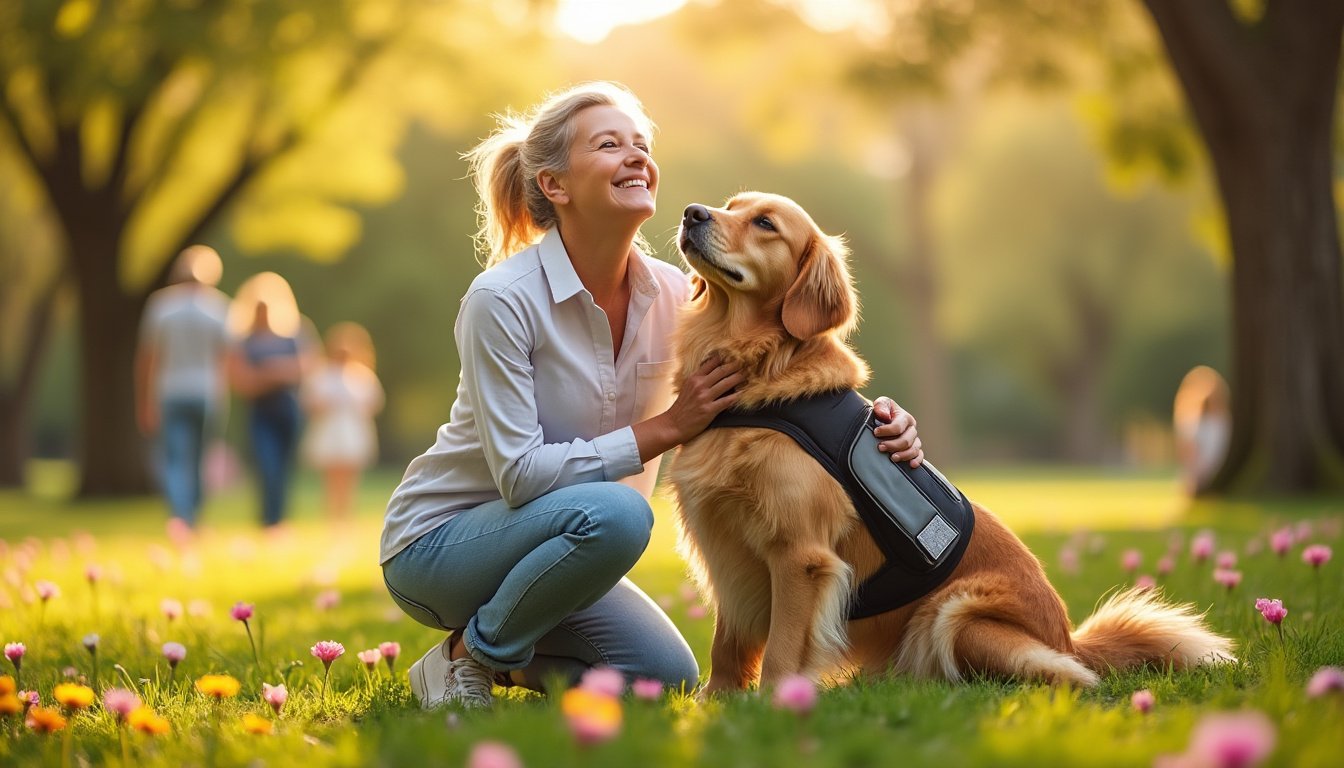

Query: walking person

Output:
[135, 245, 231, 546]
[302, 322, 385, 521]
[381, 82, 925, 709]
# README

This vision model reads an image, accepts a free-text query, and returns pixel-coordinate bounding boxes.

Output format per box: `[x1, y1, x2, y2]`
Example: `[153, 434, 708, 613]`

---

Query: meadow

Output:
[0, 463, 1340, 767]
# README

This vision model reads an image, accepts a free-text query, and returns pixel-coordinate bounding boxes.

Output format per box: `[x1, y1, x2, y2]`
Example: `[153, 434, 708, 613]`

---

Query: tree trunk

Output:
[1143, 0, 1344, 494]
[0, 283, 59, 487]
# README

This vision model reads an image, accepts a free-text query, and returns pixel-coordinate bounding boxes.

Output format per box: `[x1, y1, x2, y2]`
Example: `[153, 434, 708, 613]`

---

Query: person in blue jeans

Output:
[229, 272, 308, 530]
[381, 82, 925, 709]
[136, 245, 231, 545]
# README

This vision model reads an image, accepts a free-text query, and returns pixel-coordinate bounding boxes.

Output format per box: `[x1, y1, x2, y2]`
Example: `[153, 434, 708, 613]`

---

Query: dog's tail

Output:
[1071, 587, 1236, 674]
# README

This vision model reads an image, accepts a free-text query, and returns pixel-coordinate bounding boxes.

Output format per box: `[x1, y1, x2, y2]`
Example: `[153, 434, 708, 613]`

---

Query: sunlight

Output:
[555, 0, 688, 43]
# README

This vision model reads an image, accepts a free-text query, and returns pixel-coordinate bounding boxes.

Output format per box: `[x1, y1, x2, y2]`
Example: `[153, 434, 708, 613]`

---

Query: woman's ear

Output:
[537, 169, 569, 205]
[781, 234, 856, 340]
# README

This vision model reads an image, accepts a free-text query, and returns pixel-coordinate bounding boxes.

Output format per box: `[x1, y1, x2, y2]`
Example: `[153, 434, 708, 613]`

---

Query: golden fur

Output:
[667, 192, 1234, 694]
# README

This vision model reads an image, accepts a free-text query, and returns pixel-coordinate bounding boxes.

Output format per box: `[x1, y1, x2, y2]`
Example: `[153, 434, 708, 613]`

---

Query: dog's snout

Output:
[683, 204, 712, 228]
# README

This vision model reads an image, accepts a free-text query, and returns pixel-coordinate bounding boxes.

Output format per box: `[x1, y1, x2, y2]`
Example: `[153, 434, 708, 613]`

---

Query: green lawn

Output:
[0, 464, 1340, 767]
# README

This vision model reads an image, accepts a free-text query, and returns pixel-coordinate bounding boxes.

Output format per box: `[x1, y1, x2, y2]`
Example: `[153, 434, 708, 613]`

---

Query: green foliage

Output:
[0, 470, 1341, 766]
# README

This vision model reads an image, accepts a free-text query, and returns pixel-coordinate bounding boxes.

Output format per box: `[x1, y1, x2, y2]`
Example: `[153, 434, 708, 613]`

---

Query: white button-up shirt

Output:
[380, 229, 689, 563]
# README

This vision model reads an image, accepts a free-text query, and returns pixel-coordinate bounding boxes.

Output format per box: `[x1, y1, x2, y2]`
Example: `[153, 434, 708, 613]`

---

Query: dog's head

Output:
[677, 191, 857, 341]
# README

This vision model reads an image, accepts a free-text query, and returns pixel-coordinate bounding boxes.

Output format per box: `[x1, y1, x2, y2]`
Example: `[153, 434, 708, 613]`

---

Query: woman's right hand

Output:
[665, 356, 745, 442]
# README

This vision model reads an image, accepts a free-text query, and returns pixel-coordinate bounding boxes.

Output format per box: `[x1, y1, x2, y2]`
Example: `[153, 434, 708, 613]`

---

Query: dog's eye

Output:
[754, 216, 775, 231]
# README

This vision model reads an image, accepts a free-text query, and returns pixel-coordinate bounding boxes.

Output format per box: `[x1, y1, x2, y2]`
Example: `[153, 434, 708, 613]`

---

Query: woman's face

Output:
[554, 104, 658, 223]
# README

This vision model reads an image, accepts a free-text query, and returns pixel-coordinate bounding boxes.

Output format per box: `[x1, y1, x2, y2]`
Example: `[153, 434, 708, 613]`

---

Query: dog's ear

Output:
[781, 234, 856, 340]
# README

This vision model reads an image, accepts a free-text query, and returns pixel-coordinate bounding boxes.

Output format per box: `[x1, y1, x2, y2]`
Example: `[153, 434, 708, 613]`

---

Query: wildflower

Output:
[1177, 710, 1276, 768]
[314, 589, 341, 611]
[579, 667, 625, 697]
[195, 674, 241, 700]
[357, 649, 381, 671]
[1214, 569, 1243, 592]
[687, 604, 707, 620]
[379, 642, 400, 673]
[1270, 528, 1293, 557]
[1059, 547, 1080, 574]
[1301, 544, 1332, 568]
[1216, 551, 1238, 570]
[311, 640, 345, 668]
[1156, 555, 1175, 577]
[262, 683, 287, 715]
[1255, 598, 1287, 625]
[128, 706, 170, 735]
[230, 602, 254, 621]
[161, 598, 183, 621]
[631, 678, 663, 700]
[241, 713, 273, 735]
[103, 688, 142, 723]
[1191, 531, 1215, 562]
[0, 675, 12, 695]
[772, 675, 818, 714]
[82, 633, 99, 652]
[0, 692, 20, 717]
[1131, 689, 1154, 714]
[188, 599, 212, 617]
[1121, 549, 1142, 573]
[1306, 667, 1344, 697]
[25, 706, 66, 733]
[4, 642, 23, 675]
[162, 642, 187, 667]
[35, 581, 59, 601]
[561, 687, 623, 745]
[18, 690, 38, 712]
[1135, 575, 1157, 591]
[53, 683, 95, 710]
[84, 564, 102, 584]
[467, 741, 524, 768]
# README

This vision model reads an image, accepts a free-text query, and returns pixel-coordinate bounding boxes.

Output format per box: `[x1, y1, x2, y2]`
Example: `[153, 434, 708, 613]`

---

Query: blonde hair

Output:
[324, 321, 376, 372]
[465, 81, 657, 267]
[228, 272, 301, 338]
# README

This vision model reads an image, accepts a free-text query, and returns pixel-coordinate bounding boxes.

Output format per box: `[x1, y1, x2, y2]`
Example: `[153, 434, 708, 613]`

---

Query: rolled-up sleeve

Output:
[458, 289, 643, 507]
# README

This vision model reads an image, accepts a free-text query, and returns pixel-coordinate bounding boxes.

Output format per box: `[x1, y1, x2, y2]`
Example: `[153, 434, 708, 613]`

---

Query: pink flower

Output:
[1135, 575, 1157, 591]
[18, 690, 38, 709]
[357, 649, 381, 670]
[1131, 689, 1154, 714]
[1305, 666, 1344, 697]
[82, 633, 99, 652]
[1213, 569, 1242, 591]
[687, 604, 707, 620]
[1157, 555, 1175, 577]
[379, 641, 400, 672]
[1270, 528, 1293, 557]
[84, 564, 102, 584]
[579, 666, 625, 697]
[1216, 551, 1238, 570]
[161, 598, 183, 621]
[102, 688, 141, 722]
[188, 599, 211, 618]
[466, 740, 523, 768]
[310, 640, 345, 669]
[162, 642, 186, 667]
[262, 683, 288, 714]
[1121, 549, 1142, 573]
[1185, 710, 1276, 768]
[1254, 598, 1287, 625]
[772, 674, 818, 714]
[314, 589, 340, 611]
[35, 581, 59, 601]
[4, 642, 24, 662]
[1244, 538, 1263, 557]
[1059, 547, 1080, 575]
[1191, 531, 1215, 563]
[631, 678, 663, 700]
[1301, 544, 1331, 568]
[230, 602, 254, 622]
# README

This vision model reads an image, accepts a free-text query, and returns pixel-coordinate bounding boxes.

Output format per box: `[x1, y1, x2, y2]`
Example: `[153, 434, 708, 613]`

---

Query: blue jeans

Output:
[249, 393, 300, 527]
[158, 397, 212, 526]
[382, 482, 699, 691]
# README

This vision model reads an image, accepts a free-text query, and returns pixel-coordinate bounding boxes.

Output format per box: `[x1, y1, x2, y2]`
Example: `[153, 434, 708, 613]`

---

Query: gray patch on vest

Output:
[918, 515, 958, 559]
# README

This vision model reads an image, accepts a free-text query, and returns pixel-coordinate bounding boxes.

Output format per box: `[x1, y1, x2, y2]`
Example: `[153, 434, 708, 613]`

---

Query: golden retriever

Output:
[668, 191, 1234, 695]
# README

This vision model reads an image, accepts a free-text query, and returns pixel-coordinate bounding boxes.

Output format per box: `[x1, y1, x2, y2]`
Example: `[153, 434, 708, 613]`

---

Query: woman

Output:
[302, 322, 385, 520]
[229, 272, 309, 531]
[381, 82, 924, 709]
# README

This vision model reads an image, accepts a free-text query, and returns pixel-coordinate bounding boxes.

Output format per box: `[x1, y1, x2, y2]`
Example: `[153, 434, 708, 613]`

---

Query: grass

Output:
[0, 462, 1341, 767]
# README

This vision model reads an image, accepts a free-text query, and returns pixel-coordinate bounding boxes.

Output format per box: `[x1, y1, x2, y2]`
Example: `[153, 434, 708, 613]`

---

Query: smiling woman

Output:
[554, 0, 687, 43]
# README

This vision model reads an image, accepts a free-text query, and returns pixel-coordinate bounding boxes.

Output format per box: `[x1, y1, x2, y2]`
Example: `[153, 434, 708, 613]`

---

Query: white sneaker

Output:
[407, 635, 495, 710]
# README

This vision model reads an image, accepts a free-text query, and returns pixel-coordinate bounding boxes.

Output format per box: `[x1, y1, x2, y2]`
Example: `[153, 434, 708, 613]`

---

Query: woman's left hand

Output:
[873, 397, 923, 468]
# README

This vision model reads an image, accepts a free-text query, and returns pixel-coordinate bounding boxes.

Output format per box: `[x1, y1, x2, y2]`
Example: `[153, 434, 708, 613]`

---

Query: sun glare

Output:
[555, 0, 688, 44]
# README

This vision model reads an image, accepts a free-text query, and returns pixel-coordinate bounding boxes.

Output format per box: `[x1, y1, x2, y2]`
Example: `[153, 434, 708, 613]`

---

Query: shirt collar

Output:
[538, 227, 661, 304]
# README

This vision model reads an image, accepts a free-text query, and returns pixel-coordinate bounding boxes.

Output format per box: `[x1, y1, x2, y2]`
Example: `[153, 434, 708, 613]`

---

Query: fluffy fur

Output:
[667, 192, 1235, 695]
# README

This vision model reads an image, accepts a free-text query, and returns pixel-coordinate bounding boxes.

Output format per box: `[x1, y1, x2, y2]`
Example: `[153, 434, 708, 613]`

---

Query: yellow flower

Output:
[128, 706, 170, 735]
[241, 713, 273, 735]
[25, 706, 67, 733]
[0, 675, 15, 695]
[0, 693, 22, 717]
[53, 683, 96, 710]
[195, 674, 241, 699]
[561, 688, 623, 744]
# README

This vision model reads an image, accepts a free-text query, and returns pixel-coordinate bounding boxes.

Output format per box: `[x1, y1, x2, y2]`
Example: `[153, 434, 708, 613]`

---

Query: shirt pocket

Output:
[633, 360, 678, 423]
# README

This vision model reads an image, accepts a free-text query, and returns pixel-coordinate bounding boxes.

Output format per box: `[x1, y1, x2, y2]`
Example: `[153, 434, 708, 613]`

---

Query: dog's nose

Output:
[683, 204, 712, 228]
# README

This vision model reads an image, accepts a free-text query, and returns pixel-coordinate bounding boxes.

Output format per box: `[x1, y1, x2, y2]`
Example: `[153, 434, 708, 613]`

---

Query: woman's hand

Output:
[873, 397, 924, 468]
[633, 356, 744, 463]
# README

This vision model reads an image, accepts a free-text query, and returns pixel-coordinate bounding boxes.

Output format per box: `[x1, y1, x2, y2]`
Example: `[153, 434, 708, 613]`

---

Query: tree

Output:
[1139, 0, 1344, 493]
[0, 1, 545, 496]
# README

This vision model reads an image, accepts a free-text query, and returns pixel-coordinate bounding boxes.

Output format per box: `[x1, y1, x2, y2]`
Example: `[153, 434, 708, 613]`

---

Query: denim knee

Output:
[581, 483, 654, 562]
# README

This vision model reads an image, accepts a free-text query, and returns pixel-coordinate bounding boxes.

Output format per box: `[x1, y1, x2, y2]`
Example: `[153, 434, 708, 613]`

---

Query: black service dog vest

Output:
[707, 389, 974, 619]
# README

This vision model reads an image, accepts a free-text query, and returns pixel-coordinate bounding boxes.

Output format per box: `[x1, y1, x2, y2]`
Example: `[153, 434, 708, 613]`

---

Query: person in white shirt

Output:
[135, 245, 231, 545]
[302, 322, 385, 520]
[382, 81, 925, 709]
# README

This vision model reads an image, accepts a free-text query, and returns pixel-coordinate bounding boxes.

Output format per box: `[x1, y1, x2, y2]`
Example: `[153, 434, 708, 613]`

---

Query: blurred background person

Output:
[302, 322, 385, 521]
[1173, 365, 1231, 496]
[229, 272, 311, 531]
[135, 245, 231, 545]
